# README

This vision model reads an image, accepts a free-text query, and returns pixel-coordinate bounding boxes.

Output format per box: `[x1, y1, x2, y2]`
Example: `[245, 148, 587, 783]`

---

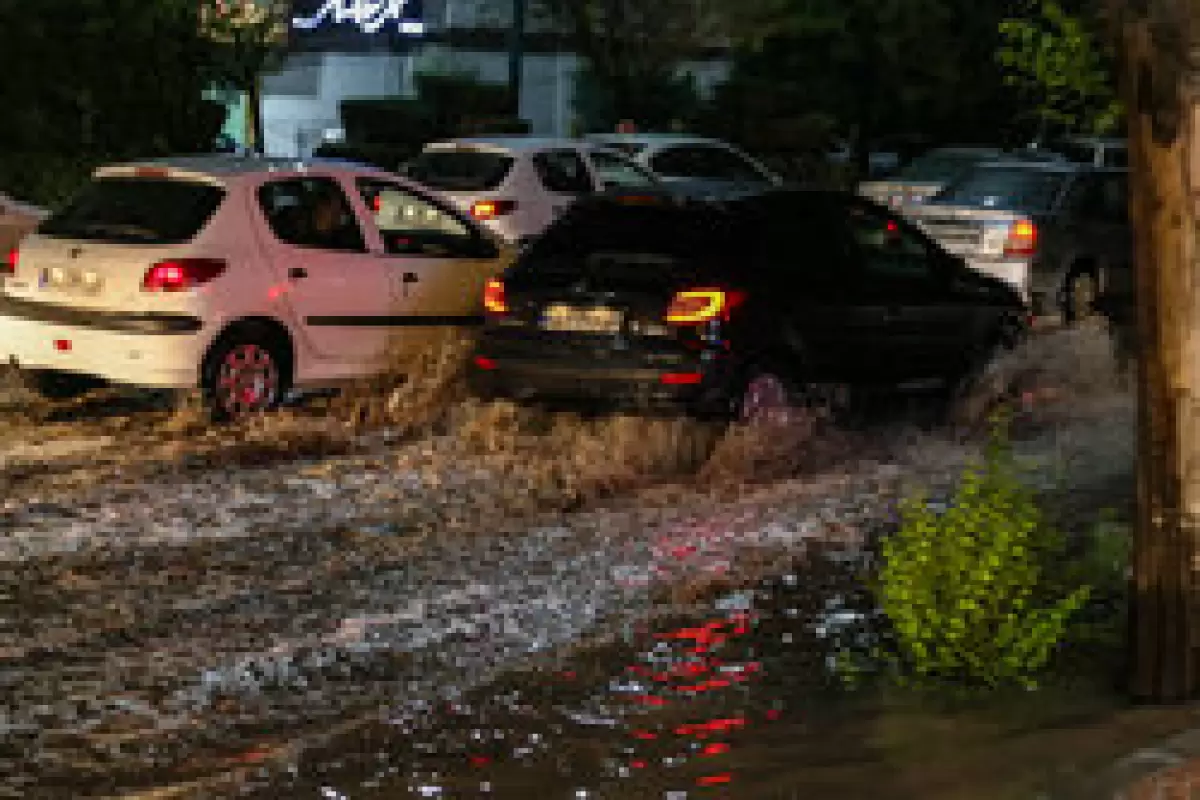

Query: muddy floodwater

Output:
[238, 555, 875, 799]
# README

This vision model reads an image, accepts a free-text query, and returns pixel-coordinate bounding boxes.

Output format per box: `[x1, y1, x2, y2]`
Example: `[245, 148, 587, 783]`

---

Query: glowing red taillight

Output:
[1003, 219, 1038, 258]
[470, 200, 517, 220]
[141, 258, 226, 292]
[483, 278, 508, 315]
[2, 248, 16, 276]
[664, 288, 745, 324]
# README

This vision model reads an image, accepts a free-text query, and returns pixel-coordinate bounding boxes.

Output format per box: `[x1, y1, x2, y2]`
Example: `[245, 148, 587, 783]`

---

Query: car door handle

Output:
[403, 272, 418, 284]
[288, 267, 307, 280]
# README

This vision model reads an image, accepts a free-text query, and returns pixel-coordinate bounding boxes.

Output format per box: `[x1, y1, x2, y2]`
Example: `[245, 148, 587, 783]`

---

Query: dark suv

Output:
[468, 189, 1027, 421]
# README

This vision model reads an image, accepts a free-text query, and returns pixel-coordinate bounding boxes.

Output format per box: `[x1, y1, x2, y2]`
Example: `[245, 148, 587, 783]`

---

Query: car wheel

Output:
[202, 333, 290, 422]
[1063, 271, 1099, 325]
[20, 369, 104, 401]
[737, 370, 796, 426]
[943, 324, 1020, 431]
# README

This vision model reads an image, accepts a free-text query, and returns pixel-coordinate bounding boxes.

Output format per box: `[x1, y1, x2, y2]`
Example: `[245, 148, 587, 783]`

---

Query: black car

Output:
[467, 188, 1027, 422]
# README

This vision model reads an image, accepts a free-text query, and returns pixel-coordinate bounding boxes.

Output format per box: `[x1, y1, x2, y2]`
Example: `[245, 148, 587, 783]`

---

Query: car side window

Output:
[533, 150, 594, 194]
[844, 202, 936, 281]
[355, 178, 475, 256]
[692, 146, 767, 182]
[257, 177, 367, 253]
[649, 146, 703, 178]
[588, 149, 657, 188]
[1067, 174, 1127, 223]
[1099, 174, 1128, 222]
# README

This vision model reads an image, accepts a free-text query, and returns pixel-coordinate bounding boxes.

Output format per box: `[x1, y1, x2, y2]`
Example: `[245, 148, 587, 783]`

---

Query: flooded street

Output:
[0, 327, 1156, 799]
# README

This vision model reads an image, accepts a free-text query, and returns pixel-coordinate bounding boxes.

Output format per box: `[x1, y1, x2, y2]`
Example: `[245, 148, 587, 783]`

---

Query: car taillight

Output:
[471, 200, 517, 220]
[665, 288, 745, 324]
[1003, 219, 1038, 257]
[142, 258, 226, 292]
[2, 248, 16, 276]
[483, 278, 508, 315]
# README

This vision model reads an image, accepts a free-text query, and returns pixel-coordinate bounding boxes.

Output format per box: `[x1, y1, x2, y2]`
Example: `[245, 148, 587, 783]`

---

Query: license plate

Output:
[541, 304, 622, 334]
[40, 267, 103, 295]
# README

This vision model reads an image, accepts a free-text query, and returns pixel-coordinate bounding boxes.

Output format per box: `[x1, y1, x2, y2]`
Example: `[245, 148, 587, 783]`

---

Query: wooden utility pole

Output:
[1110, 0, 1200, 703]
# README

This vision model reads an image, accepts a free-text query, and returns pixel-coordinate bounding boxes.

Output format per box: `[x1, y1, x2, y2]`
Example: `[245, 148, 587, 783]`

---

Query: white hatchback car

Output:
[0, 156, 509, 417]
[405, 137, 662, 247]
[583, 134, 783, 194]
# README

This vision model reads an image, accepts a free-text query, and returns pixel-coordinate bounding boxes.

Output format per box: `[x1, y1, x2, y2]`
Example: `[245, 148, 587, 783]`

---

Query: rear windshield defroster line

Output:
[406, 151, 516, 192]
[38, 177, 226, 245]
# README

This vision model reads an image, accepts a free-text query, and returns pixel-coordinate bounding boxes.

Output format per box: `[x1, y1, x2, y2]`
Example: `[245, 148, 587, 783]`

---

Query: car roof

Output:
[1059, 136, 1126, 146]
[92, 154, 407, 185]
[584, 185, 845, 213]
[424, 136, 590, 154]
[583, 133, 722, 146]
[970, 158, 1083, 172]
[922, 146, 1007, 156]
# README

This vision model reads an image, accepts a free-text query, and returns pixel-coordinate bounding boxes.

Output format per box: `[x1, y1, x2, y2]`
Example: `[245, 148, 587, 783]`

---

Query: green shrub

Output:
[871, 411, 1091, 693]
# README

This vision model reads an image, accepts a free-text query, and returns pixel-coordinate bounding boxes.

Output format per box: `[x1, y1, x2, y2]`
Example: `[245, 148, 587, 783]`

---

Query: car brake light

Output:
[2, 248, 16, 276]
[142, 258, 227, 292]
[483, 278, 508, 315]
[1003, 219, 1038, 257]
[471, 200, 517, 220]
[665, 289, 745, 324]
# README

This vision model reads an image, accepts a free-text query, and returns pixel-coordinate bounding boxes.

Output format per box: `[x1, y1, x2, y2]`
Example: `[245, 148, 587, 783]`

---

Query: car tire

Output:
[1063, 270, 1099, 325]
[20, 369, 105, 402]
[943, 317, 1023, 430]
[201, 328, 291, 422]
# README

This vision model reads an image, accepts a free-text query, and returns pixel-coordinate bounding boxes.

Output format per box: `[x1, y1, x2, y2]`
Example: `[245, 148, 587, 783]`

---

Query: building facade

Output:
[256, 0, 731, 157]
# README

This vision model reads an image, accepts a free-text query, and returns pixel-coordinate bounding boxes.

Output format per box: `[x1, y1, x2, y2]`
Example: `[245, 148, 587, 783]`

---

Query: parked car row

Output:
[859, 143, 1131, 323]
[401, 134, 782, 247]
[0, 150, 1027, 425]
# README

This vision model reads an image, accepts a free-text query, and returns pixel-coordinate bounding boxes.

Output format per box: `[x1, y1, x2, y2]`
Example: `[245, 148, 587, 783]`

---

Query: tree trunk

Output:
[1112, 0, 1200, 703]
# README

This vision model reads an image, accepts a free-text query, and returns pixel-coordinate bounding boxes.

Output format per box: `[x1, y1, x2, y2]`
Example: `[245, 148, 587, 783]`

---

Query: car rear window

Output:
[515, 199, 742, 276]
[894, 152, 991, 184]
[405, 150, 515, 191]
[38, 177, 225, 245]
[934, 167, 1074, 213]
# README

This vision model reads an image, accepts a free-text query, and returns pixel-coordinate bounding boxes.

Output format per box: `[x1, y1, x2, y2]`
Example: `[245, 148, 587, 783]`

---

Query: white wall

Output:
[259, 44, 726, 157]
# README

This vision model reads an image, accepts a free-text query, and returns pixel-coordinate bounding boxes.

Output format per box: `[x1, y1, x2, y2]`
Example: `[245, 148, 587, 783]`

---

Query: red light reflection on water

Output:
[697, 772, 734, 786]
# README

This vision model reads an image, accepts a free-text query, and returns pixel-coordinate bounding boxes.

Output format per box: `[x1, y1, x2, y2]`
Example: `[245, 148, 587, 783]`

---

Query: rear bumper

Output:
[467, 354, 739, 418]
[0, 303, 209, 389]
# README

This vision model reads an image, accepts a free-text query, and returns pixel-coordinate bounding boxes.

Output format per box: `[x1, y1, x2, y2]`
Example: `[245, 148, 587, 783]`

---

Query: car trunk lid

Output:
[5, 236, 207, 313]
[907, 204, 1030, 260]
[2, 171, 227, 313]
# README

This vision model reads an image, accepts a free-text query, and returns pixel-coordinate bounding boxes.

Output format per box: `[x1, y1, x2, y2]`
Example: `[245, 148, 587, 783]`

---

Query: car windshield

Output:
[405, 150, 515, 192]
[37, 177, 225, 244]
[933, 166, 1074, 213]
[894, 151, 991, 184]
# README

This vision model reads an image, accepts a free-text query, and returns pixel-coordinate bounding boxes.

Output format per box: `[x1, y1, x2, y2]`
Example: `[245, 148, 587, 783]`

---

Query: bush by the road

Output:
[868, 410, 1091, 694]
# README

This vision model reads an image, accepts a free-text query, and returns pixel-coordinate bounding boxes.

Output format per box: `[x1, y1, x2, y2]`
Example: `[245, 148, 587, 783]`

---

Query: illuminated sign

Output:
[291, 0, 425, 36]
